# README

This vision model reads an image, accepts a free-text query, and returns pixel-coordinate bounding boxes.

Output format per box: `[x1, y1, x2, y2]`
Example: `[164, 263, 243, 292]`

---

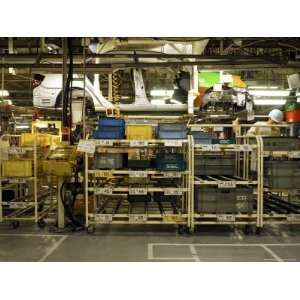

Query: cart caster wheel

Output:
[86, 225, 95, 234]
[244, 225, 252, 235]
[178, 225, 189, 235]
[37, 219, 46, 229]
[11, 221, 20, 229]
[256, 227, 262, 235]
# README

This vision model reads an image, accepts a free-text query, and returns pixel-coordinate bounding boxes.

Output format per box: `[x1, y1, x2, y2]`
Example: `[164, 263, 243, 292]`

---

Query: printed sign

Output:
[77, 140, 95, 154]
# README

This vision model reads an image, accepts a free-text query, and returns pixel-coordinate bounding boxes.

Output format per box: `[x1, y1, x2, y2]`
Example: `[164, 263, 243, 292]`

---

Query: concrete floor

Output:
[0, 224, 300, 262]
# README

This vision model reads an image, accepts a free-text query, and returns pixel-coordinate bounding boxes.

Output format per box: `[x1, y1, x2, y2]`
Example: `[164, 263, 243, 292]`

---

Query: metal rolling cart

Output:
[188, 124, 264, 234]
[0, 134, 54, 228]
[259, 137, 300, 226]
[83, 137, 193, 234]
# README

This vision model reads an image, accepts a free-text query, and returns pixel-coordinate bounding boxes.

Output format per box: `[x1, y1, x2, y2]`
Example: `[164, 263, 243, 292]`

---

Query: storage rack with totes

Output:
[188, 124, 263, 234]
[257, 136, 300, 226]
[0, 134, 55, 228]
[82, 117, 193, 234]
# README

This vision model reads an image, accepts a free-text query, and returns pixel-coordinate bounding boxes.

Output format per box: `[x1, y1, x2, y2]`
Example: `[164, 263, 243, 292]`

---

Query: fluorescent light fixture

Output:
[249, 90, 290, 97]
[248, 86, 278, 90]
[0, 90, 9, 97]
[150, 99, 167, 105]
[150, 89, 174, 97]
[254, 99, 286, 105]
[121, 96, 130, 99]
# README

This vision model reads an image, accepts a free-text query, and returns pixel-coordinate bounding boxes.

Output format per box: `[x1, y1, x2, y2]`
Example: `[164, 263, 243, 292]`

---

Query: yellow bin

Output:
[20, 133, 60, 147]
[2, 160, 33, 177]
[126, 125, 153, 140]
[42, 160, 73, 177]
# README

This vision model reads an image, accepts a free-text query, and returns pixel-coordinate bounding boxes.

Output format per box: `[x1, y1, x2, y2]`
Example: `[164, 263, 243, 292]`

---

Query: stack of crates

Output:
[92, 118, 125, 139]
[126, 124, 153, 169]
[194, 186, 254, 214]
[93, 118, 125, 168]
[157, 123, 187, 139]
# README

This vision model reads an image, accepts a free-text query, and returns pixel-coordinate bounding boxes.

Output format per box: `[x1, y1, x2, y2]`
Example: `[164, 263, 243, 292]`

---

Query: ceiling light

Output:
[248, 86, 279, 90]
[0, 90, 9, 97]
[150, 89, 174, 97]
[254, 99, 286, 105]
[249, 90, 290, 97]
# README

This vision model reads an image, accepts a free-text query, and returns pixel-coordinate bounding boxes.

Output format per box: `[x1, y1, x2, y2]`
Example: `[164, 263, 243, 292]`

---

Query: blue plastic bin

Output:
[98, 118, 125, 128]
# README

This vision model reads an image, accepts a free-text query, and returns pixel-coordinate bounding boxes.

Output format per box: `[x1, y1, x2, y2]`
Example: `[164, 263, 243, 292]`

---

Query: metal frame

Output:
[0, 134, 54, 227]
[189, 124, 263, 232]
[84, 138, 192, 232]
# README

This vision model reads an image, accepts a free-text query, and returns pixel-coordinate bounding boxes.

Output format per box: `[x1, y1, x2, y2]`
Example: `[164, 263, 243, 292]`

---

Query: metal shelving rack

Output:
[0, 134, 53, 228]
[188, 124, 264, 233]
[261, 148, 300, 225]
[84, 137, 193, 233]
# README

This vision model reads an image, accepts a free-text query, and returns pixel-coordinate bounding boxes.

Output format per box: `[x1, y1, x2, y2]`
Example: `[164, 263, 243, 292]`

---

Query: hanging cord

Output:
[112, 71, 121, 106]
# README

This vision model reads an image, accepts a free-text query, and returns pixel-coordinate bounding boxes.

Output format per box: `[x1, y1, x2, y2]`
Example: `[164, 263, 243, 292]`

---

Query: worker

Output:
[247, 109, 284, 136]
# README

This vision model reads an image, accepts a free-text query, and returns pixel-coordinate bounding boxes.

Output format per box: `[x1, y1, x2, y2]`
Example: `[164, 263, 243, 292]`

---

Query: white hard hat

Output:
[268, 109, 284, 123]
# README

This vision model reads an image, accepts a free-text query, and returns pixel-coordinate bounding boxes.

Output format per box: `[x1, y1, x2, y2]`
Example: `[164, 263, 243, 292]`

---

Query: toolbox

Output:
[156, 153, 186, 171]
[126, 124, 153, 140]
[157, 123, 187, 139]
[94, 153, 124, 169]
[2, 160, 33, 177]
[194, 154, 235, 176]
[127, 194, 152, 203]
[263, 137, 300, 151]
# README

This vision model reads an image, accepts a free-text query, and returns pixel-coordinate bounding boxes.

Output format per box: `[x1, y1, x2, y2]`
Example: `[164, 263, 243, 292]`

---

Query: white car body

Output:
[33, 74, 113, 111]
[33, 70, 190, 113]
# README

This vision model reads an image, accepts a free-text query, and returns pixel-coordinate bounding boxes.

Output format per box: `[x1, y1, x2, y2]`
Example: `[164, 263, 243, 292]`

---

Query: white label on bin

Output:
[95, 214, 113, 223]
[129, 214, 147, 222]
[217, 214, 235, 222]
[288, 151, 300, 159]
[211, 144, 221, 151]
[218, 181, 236, 188]
[96, 140, 114, 146]
[162, 172, 181, 178]
[129, 171, 147, 178]
[201, 145, 212, 151]
[95, 187, 113, 195]
[77, 140, 95, 154]
[213, 126, 223, 132]
[130, 140, 148, 147]
[8, 178, 26, 184]
[236, 195, 247, 201]
[190, 127, 203, 132]
[129, 188, 147, 195]
[164, 189, 183, 196]
[164, 140, 182, 147]
[287, 214, 300, 222]
[235, 144, 252, 152]
[8, 147, 26, 155]
[9, 202, 27, 209]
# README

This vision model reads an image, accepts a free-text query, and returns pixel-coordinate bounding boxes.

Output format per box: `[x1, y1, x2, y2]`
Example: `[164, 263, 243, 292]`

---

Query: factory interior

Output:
[1, 36, 300, 262]
[0, 2, 299, 299]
